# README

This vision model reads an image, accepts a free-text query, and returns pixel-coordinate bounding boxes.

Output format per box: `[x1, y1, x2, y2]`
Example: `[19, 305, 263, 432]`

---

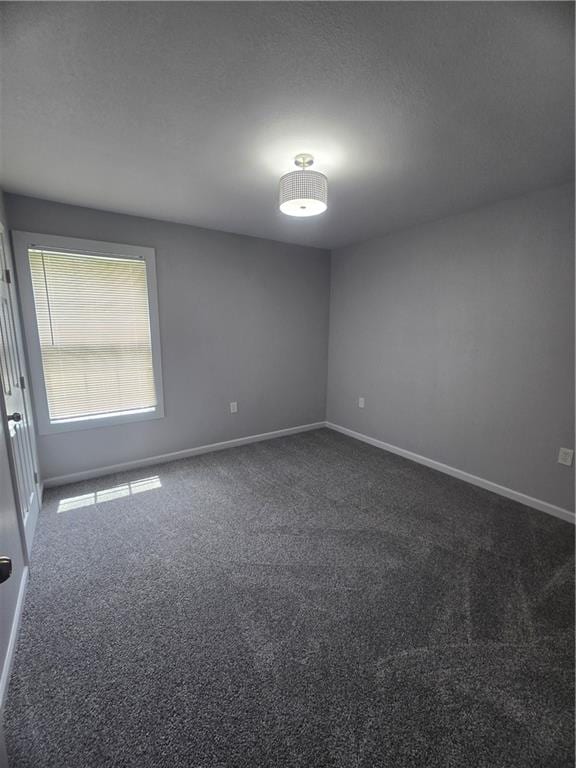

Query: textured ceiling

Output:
[0, 2, 573, 249]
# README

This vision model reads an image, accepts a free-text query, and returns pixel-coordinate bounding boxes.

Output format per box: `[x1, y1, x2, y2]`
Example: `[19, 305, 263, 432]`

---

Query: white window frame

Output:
[12, 231, 165, 435]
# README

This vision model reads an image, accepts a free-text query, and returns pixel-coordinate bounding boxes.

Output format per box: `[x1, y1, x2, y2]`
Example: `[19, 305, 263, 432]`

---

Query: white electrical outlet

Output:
[230, 401, 238, 414]
[358, 397, 365, 409]
[557, 447, 574, 466]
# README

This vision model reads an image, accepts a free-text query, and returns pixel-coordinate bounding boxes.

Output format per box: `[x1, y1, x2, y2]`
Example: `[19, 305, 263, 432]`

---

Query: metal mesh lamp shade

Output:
[278, 155, 327, 217]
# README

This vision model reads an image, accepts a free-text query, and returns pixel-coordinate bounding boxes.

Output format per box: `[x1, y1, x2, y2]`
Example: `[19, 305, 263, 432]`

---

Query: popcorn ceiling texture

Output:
[6, 429, 574, 767]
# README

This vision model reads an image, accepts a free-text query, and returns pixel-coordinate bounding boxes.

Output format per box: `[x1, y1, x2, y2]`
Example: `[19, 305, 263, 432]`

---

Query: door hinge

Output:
[20, 375, 26, 389]
[33, 471, 39, 484]
[4, 268, 10, 284]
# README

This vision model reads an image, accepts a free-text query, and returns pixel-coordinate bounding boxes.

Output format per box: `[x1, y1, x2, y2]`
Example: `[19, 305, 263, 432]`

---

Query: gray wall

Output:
[5, 185, 574, 511]
[5, 194, 330, 481]
[327, 183, 574, 511]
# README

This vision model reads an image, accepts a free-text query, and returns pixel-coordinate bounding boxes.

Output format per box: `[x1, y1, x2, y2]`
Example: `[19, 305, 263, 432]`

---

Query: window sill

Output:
[38, 405, 165, 435]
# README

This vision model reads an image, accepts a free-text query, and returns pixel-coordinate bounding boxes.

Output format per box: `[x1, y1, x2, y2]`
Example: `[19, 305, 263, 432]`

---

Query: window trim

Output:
[12, 231, 165, 435]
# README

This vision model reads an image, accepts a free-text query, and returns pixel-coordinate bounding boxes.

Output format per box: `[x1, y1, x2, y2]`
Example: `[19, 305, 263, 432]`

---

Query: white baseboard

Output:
[40, 419, 576, 524]
[0, 566, 28, 710]
[325, 422, 575, 525]
[43, 422, 326, 488]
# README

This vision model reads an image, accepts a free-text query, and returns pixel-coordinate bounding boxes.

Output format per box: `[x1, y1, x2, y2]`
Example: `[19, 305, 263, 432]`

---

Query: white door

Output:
[0, 223, 40, 556]
[0, 382, 28, 711]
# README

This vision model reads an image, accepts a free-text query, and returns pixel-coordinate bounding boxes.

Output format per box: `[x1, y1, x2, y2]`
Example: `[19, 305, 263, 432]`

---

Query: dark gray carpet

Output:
[5, 428, 574, 767]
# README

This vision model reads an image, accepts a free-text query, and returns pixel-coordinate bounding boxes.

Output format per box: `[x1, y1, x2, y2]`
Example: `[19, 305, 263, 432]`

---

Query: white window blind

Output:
[28, 248, 158, 423]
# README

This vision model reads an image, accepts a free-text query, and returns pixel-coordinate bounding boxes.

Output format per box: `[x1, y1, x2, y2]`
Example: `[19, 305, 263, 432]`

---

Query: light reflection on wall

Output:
[57, 476, 162, 513]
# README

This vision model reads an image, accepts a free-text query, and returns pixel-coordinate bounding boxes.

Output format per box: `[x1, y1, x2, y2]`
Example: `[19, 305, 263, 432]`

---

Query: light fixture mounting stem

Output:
[294, 153, 314, 169]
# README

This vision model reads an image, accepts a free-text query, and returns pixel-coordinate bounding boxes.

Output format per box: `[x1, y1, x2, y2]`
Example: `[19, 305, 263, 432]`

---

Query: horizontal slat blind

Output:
[29, 249, 157, 421]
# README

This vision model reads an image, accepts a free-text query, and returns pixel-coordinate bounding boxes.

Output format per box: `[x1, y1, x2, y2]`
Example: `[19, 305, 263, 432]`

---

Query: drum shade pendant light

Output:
[279, 154, 327, 217]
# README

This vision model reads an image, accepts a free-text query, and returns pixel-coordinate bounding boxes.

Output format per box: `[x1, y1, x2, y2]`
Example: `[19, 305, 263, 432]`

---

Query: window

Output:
[13, 233, 164, 434]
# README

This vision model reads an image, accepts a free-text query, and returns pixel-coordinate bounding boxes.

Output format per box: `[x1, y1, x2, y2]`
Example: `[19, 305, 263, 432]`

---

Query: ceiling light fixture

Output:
[279, 154, 327, 217]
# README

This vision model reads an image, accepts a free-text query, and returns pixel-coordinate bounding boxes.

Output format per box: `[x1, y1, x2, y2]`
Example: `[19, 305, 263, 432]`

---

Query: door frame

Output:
[0, 386, 29, 570]
[0, 222, 41, 561]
